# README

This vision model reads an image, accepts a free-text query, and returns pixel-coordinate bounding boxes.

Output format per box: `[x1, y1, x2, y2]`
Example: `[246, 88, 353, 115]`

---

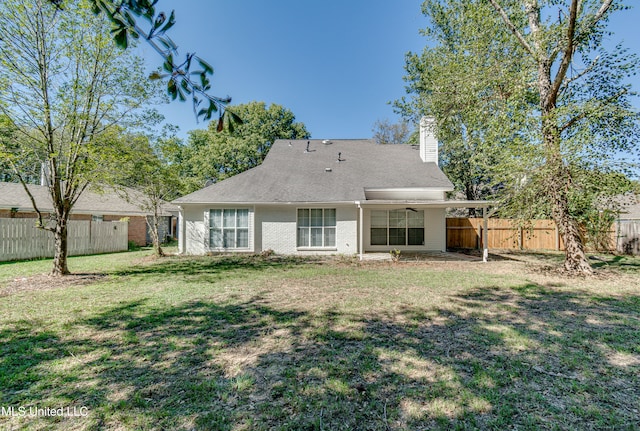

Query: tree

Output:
[371, 119, 413, 145]
[0, 0, 160, 275]
[179, 102, 310, 191]
[115, 127, 182, 257]
[398, 0, 639, 273]
[396, 0, 535, 210]
[486, 0, 639, 273]
[46, 0, 237, 127]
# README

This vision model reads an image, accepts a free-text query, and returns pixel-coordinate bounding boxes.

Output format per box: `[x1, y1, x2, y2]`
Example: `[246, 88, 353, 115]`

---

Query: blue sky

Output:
[143, 1, 640, 141]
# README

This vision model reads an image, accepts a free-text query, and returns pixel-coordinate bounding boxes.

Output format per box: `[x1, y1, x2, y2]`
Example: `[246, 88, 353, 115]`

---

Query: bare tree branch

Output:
[488, 0, 536, 59]
[593, 0, 614, 24]
[550, 0, 579, 103]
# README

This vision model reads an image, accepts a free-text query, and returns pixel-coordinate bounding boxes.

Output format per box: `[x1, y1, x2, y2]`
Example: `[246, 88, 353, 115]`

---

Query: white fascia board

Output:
[364, 187, 454, 193]
[174, 201, 358, 206]
[360, 200, 496, 208]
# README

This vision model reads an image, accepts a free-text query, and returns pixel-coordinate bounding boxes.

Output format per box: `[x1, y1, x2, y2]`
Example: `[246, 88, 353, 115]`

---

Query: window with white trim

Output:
[370, 209, 424, 246]
[209, 209, 249, 249]
[297, 208, 336, 248]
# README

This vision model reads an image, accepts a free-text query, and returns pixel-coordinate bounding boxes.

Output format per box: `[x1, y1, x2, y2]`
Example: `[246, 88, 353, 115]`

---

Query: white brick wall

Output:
[179, 203, 447, 255]
[179, 204, 358, 256]
[180, 204, 255, 254]
[363, 207, 446, 252]
[182, 204, 207, 255]
[258, 206, 297, 254]
[258, 205, 357, 255]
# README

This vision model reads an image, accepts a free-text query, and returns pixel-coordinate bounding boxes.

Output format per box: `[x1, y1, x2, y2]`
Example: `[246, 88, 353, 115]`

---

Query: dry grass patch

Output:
[0, 251, 638, 430]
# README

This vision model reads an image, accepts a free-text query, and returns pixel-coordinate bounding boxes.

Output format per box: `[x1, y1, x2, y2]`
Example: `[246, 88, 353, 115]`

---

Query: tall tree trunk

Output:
[543, 119, 593, 274]
[52, 216, 70, 276]
[147, 214, 164, 257]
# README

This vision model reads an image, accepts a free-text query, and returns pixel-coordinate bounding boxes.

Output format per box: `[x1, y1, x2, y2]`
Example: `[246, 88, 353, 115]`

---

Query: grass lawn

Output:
[0, 250, 639, 430]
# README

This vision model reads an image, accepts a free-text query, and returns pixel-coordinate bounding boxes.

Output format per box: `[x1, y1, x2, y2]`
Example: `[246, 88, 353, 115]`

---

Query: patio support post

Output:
[483, 206, 489, 262]
[357, 202, 363, 260]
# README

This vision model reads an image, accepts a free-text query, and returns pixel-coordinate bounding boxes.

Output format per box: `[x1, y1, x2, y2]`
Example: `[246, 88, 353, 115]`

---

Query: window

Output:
[209, 209, 249, 249]
[92, 215, 104, 222]
[297, 208, 336, 248]
[370, 209, 424, 246]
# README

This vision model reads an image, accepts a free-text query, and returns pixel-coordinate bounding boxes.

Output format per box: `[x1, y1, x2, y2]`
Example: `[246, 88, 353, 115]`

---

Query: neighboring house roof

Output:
[618, 193, 640, 220]
[174, 139, 454, 204]
[0, 182, 178, 216]
[597, 193, 640, 220]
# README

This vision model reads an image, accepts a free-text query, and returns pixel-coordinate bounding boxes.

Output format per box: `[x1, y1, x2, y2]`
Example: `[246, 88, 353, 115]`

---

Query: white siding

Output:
[420, 116, 438, 164]
[424, 208, 446, 250]
[364, 189, 446, 200]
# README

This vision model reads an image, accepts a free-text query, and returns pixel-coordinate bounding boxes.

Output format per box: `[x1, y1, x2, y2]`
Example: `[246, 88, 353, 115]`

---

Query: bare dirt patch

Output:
[0, 273, 107, 297]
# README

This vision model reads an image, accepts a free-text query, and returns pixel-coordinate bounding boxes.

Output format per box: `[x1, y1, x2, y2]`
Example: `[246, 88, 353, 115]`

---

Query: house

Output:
[173, 117, 492, 259]
[0, 183, 177, 246]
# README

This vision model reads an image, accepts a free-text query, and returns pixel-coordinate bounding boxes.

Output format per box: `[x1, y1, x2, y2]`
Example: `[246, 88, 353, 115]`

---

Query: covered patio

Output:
[356, 200, 495, 262]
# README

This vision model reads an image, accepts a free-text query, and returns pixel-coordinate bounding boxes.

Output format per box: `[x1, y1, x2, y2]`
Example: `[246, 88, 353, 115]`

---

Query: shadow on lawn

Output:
[112, 254, 323, 282]
[1, 286, 638, 430]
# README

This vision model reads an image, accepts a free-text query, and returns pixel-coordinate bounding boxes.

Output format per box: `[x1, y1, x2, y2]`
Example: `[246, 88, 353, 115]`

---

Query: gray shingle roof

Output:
[174, 139, 454, 204]
[0, 182, 178, 216]
[618, 194, 640, 220]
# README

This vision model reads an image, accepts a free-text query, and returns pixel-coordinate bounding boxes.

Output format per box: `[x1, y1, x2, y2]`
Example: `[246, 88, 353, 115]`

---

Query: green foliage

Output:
[397, 0, 639, 222]
[128, 240, 142, 251]
[108, 125, 184, 256]
[177, 101, 310, 192]
[0, 0, 161, 274]
[396, 0, 536, 205]
[389, 248, 401, 262]
[0, 115, 30, 183]
[85, 0, 234, 125]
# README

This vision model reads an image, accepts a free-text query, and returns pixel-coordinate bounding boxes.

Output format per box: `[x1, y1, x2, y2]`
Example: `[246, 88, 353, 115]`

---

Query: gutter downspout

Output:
[356, 201, 363, 261]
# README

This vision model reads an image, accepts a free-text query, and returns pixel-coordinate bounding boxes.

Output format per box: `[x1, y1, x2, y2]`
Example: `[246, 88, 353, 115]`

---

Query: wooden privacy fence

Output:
[0, 219, 128, 261]
[446, 218, 618, 252]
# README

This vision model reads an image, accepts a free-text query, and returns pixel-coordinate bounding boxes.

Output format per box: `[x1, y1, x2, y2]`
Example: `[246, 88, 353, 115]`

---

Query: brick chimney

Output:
[419, 116, 438, 164]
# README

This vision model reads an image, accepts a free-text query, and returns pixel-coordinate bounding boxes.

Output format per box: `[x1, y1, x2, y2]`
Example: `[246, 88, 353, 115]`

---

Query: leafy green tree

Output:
[0, 116, 30, 182]
[0, 0, 160, 275]
[115, 127, 182, 257]
[396, 0, 535, 209]
[487, 0, 639, 274]
[180, 102, 310, 191]
[399, 0, 639, 273]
